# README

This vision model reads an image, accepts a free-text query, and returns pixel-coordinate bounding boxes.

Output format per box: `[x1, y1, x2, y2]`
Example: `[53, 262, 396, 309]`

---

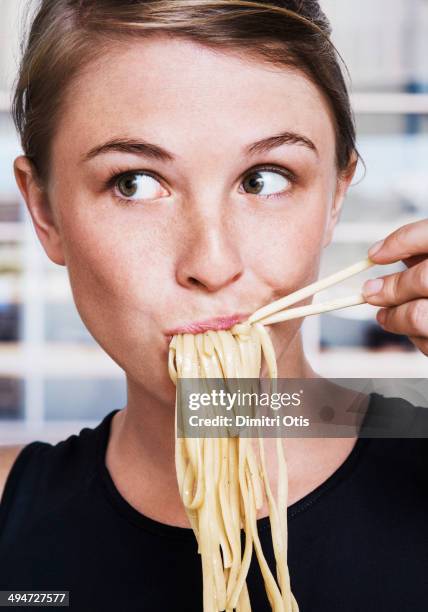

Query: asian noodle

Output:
[168, 322, 298, 612]
[167, 257, 375, 611]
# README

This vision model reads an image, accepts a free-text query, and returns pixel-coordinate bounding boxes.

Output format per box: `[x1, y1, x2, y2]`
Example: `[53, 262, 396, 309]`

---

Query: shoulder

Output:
[0, 411, 116, 516]
[0, 446, 25, 501]
[362, 392, 428, 437]
[359, 394, 428, 490]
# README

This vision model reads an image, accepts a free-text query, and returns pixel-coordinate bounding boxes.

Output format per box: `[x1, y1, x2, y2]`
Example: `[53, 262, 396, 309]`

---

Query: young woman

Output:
[0, 1, 427, 610]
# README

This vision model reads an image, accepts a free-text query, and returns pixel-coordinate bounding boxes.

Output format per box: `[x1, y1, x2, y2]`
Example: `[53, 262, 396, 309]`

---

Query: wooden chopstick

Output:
[256, 293, 366, 325]
[248, 257, 376, 325]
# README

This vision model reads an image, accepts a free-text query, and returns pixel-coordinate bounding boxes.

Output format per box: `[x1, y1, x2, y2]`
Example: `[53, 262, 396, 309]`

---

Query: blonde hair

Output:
[13, 0, 357, 183]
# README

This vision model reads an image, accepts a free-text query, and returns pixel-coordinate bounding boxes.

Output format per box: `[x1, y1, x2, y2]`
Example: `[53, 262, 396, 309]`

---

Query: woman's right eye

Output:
[115, 172, 167, 201]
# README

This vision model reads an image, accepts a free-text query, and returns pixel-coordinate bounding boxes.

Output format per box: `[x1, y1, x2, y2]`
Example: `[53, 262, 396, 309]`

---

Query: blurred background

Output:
[0, 0, 427, 443]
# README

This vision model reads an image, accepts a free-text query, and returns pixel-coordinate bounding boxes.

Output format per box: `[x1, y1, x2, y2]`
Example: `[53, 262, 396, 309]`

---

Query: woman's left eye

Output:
[241, 168, 293, 199]
[114, 172, 167, 201]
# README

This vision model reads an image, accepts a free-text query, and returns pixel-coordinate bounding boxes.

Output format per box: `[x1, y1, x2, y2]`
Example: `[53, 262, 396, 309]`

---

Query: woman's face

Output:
[22, 37, 352, 403]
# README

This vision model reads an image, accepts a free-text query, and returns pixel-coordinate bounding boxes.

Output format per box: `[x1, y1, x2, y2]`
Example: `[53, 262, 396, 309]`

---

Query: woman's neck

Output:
[114, 330, 314, 470]
[104, 331, 355, 528]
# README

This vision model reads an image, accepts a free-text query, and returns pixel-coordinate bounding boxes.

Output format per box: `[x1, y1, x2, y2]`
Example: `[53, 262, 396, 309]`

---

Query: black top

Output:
[1, 392, 428, 612]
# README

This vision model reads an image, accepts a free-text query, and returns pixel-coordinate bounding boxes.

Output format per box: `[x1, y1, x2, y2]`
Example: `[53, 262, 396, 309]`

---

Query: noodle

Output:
[168, 322, 297, 611]
[168, 257, 377, 610]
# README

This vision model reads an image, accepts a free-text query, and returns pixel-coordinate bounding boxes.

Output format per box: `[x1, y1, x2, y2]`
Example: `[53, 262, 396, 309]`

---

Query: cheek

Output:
[60, 202, 169, 306]
[55, 199, 176, 364]
[55, 203, 176, 396]
[248, 189, 331, 352]
[245, 186, 332, 299]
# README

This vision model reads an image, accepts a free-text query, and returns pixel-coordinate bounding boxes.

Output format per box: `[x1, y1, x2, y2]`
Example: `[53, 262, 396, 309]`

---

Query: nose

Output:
[175, 214, 244, 293]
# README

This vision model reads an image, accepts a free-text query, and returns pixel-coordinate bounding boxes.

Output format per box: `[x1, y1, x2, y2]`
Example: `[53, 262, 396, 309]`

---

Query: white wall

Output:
[0, 0, 25, 93]
[2, 0, 428, 95]
[321, 0, 428, 88]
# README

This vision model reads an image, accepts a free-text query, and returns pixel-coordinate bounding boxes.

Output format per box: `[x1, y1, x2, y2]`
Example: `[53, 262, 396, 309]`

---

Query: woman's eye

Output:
[115, 172, 166, 200]
[242, 169, 292, 198]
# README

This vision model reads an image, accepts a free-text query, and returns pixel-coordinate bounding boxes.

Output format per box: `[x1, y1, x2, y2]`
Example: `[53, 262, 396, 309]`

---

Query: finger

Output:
[362, 259, 428, 306]
[409, 336, 428, 357]
[367, 219, 428, 264]
[402, 254, 427, 269]
[377, 299, 428, 337]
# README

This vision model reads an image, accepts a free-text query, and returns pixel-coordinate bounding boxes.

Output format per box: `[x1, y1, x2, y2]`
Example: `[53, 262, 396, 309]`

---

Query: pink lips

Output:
[166, 313, 249, 338]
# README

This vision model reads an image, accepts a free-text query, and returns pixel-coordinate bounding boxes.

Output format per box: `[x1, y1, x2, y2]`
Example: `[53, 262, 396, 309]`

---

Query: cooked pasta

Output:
[168, 322, 298, 612]
[167, 257, 376, 611]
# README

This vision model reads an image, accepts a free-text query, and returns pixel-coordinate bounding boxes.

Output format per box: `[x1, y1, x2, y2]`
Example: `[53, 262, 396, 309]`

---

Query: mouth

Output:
[165, 312, 250, 341]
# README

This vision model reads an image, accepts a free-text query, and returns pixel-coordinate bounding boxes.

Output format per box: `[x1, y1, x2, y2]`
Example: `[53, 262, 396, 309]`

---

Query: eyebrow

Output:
[82, 130, 318, 163]
[245, 130, 318, 157]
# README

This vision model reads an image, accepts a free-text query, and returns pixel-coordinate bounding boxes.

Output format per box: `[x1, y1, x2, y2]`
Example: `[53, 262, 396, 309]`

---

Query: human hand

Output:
[362, 219, 428, 356]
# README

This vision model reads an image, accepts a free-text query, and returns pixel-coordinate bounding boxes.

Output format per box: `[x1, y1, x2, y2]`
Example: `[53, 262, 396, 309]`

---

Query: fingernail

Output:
[368, 239, 384, 257]
[363, 278, 384, 296]
[377, 309, 386, 324]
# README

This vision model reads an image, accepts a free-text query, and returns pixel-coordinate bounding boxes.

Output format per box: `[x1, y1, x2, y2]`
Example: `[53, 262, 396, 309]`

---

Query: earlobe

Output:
[13, 156, 66, 266]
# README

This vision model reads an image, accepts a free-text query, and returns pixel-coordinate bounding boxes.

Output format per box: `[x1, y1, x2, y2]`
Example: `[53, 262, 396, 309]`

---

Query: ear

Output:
[323, 153, 358, 247]
[14, 156, 66, 266]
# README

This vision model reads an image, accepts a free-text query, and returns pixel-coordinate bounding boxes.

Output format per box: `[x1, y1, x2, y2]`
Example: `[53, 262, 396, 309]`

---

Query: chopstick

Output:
[248, 257, 376, 325]
[256, 293, 366, 325]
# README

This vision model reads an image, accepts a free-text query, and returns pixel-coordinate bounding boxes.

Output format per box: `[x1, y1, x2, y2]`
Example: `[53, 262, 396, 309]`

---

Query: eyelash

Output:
[104, 164, 297, 206]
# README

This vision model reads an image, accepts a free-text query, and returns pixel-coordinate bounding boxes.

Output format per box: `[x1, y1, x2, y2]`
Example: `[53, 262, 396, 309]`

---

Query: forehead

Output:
[57, 36, 335, 159]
